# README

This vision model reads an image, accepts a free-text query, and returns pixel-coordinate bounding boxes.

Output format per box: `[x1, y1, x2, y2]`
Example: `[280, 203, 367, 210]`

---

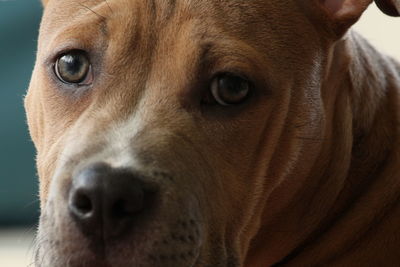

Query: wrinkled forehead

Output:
[39, 0, 307, 49]
[41, 0, 296, 23]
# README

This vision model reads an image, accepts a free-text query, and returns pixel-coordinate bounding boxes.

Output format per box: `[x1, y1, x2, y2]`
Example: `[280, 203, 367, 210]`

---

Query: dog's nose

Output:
[68, 163, 156, 240]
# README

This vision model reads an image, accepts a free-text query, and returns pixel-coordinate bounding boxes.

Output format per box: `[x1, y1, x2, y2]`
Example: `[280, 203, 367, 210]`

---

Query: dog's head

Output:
[25, 0, 398, 266]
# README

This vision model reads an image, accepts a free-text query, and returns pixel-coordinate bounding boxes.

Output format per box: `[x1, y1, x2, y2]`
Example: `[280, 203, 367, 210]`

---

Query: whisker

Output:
[104, 0, 113, 13]
[23, 199, 40, 210]
[79, 3, 106, 20]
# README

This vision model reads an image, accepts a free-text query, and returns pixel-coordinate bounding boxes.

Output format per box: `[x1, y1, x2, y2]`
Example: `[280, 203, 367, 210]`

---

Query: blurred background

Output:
[1, 0, 41, 266]
[0, 1, 399, 267]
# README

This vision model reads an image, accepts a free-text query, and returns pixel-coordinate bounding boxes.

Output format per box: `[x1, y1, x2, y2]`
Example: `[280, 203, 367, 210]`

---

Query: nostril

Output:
[70, 190, 95, 219]
[74, 192, 93, 214]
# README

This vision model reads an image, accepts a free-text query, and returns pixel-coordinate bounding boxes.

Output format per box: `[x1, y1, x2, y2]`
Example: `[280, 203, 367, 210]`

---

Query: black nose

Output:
[68, 163, 156, 241]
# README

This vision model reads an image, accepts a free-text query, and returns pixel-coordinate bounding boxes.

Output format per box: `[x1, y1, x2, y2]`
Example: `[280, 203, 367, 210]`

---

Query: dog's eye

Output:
[55, 50, 92, 84]
[210, 73, 250, 106]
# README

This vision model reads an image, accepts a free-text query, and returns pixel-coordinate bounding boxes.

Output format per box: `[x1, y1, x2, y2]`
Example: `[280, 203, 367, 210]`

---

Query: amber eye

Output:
[55, 50, 91, 84]
[210, 73, 251, 106]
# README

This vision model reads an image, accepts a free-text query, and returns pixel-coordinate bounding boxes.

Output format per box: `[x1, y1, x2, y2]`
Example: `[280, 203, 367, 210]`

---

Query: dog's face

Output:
[25, 0, 398, 266]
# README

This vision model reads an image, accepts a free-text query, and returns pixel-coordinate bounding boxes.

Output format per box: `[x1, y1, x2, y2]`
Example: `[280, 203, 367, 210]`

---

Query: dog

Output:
[25, 0, 400, 266]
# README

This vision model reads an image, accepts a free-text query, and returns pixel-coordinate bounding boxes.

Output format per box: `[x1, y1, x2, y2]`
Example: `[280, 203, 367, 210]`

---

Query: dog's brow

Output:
[198, 42, 214, 67]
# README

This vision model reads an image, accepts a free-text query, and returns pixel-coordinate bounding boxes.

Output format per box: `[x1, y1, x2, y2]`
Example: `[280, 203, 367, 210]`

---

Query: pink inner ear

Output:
[322, 0, 371, 18]
[323, 0, 347, 14]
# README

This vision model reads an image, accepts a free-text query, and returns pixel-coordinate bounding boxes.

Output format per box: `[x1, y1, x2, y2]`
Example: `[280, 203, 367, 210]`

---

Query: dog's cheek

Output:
[25, 73, 44, 152]
[25, 69, 66, 205]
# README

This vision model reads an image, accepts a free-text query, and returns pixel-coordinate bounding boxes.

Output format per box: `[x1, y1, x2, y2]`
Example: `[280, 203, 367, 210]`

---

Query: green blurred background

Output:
[0, 0, 42, 226]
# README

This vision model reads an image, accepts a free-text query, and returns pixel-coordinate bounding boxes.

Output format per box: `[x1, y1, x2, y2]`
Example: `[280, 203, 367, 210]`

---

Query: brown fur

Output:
[25, 0, 400, 266]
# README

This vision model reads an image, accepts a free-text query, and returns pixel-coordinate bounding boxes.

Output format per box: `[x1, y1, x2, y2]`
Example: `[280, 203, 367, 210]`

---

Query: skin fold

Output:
[25, 0, 400, 266]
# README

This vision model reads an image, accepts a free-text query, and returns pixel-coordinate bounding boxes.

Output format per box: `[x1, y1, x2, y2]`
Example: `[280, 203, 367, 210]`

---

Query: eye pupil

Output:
[211, 73, 250, 106]
[55, 50, 90, 84]
[62, 54, 82, 74]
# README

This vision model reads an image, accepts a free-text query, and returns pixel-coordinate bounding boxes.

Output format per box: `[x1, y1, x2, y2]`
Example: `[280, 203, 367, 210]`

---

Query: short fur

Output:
[25, 0, 400, 266]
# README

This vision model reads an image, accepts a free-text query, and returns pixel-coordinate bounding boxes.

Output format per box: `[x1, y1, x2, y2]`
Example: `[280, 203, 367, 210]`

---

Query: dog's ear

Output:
[310, 0, 399, 38]
[42, 0, 49, 6]
[317, 0, 374, 37]
[375, 0, 400, 16]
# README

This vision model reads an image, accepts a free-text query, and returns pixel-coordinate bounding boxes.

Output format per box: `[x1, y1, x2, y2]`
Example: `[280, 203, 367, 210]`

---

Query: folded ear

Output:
[318, 0, 373, 36]
[375, 0, 400, 16]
